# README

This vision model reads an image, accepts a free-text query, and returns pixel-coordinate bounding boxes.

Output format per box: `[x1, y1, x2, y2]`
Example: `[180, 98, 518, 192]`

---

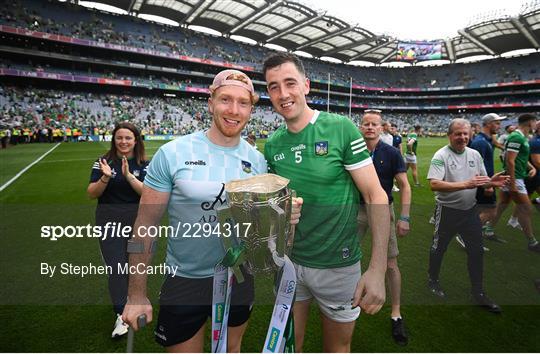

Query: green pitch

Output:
[0, 138, 538, 352]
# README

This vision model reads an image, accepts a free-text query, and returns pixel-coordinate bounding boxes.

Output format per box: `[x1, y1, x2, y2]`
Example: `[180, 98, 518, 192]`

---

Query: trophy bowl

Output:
[217, 174, 293, 275]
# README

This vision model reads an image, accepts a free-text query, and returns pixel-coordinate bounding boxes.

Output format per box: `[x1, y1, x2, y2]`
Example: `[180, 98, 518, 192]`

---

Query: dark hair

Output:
[262, 53, 306, 78]
[104, 122, 146, 166]
[414, 125, 422, 131]
[391, 123, 398, 128]
[518, 113, 537, 125]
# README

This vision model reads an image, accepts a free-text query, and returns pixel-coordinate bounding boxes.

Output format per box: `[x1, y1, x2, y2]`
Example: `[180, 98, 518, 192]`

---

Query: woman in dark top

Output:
[87, 122, 149, 338]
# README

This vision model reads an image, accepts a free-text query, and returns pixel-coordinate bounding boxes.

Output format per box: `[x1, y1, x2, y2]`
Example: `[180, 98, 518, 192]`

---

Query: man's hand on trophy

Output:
[286, 197, 303, 248]
[290, 197, 303, 225]
[352, 268, 386, 315]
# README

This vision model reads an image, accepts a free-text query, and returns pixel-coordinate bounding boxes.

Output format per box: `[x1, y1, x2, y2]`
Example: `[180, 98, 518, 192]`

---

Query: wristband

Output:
[399, 215, 410, 223]
[100, 176, 110, 184]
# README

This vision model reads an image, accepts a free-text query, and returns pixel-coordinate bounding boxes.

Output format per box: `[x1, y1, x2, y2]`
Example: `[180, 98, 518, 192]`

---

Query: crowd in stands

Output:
[1, 0, 538, 147]
[0, 87, 284, 142]
[2, 59, 536, 111]
[1, 0, 538, 89]
[2, 86, 532, 147]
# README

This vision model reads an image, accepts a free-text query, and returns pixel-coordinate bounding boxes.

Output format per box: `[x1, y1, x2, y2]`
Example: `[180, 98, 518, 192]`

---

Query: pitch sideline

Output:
[0, 143, 61, 193]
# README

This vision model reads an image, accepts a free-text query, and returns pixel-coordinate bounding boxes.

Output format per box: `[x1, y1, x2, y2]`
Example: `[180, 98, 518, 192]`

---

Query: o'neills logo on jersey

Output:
[185, 160, 207, 166]
[290, 144, 306, 152]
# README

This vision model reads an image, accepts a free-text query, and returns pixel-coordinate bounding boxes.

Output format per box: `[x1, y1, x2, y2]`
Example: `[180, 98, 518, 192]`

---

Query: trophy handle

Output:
[287, 190, 297, 254]
[269, 199, 287, 266]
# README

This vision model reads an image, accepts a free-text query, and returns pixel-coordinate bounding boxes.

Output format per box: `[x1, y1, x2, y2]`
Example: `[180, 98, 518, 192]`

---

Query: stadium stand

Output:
[1, 0, 539, 87]
[0, 0, 538, 141]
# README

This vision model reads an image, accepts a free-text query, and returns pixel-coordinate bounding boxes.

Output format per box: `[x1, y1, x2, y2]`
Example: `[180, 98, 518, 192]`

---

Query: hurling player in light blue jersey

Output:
[122, 69, 301, 352]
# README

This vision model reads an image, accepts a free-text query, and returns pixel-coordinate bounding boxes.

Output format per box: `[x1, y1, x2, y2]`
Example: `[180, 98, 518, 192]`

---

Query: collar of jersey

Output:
[285, 110, 320, 136]
[115, 155, 135, 161]
[371, 139, 384, 154]
[310, 110, 320, 124]
[478, 132, 491, 141]
[202, 130, 241, 151]
[447, 145, 466, 154]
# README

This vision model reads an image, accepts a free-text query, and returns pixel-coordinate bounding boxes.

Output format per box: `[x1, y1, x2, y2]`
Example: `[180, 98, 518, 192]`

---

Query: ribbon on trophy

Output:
[263, 255, 296, 353]
[212, 243, 245, 353]
[211, 173, 297, 353]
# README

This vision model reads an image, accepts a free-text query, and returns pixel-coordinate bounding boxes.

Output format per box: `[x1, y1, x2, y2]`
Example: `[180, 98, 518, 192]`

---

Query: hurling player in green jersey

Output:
[263, 53, 390, 353]
[491, 113, 540, 252]
[405, 125, 422, 186]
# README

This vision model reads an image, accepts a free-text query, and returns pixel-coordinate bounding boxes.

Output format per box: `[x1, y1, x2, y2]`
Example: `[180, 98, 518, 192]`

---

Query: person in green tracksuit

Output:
[262, 53, 390, 353]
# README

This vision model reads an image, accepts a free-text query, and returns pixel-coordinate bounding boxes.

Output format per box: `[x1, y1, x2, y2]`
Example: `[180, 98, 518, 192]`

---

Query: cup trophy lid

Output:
[224, 173, 290, 195]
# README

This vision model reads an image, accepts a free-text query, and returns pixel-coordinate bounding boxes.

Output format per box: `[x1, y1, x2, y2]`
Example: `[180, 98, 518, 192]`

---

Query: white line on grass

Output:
[0, 143, 61, 193]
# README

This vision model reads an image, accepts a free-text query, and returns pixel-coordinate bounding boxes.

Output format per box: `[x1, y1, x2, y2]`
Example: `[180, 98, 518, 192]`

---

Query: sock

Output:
[392, 316, 402, 321]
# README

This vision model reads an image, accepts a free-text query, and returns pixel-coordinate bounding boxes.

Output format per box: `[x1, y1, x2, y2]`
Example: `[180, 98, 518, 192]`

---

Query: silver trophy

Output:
[214, 173, 297, 353]
[216, 173, 294, 275]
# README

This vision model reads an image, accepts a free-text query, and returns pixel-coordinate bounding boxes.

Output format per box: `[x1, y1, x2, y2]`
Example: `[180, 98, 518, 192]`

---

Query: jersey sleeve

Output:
[341, 118, 372, 171]
[506, 134, 523, 153]
[427, 150, 445, 180]
[89, 157, 103, 183]
[143, 147, 173, 193]
[138, 160, 150, 181]
[406, 133, 417, 153]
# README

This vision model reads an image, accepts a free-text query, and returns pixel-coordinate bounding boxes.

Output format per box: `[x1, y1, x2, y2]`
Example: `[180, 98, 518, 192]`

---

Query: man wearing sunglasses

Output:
[359, 110, 412, 346]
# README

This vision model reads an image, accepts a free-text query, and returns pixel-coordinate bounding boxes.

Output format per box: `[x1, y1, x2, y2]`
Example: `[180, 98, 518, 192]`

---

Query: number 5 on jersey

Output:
[295, 150, 302, 164]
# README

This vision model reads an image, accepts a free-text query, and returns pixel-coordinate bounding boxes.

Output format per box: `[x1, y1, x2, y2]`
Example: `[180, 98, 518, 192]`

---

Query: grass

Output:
[0, 137, 539, 352]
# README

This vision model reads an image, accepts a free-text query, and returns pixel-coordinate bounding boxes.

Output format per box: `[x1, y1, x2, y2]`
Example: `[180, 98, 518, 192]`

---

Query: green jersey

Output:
[504, 130, 530, 179]
[406, 132, 418, 155]
[264, 111, 372, 268]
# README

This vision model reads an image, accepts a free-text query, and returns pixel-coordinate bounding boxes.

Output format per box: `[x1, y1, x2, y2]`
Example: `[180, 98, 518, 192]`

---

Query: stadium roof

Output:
[89, 0, 540, 64]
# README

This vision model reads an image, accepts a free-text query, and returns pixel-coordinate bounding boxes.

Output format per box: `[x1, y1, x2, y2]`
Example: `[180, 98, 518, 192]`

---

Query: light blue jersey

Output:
[144, 131, 267, 278]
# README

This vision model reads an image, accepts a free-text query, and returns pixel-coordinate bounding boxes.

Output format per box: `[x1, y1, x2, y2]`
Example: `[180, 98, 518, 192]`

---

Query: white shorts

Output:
[405, 153, 417, 164]
[294, 261, 361, 322]
[501, 178, 528, 195]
